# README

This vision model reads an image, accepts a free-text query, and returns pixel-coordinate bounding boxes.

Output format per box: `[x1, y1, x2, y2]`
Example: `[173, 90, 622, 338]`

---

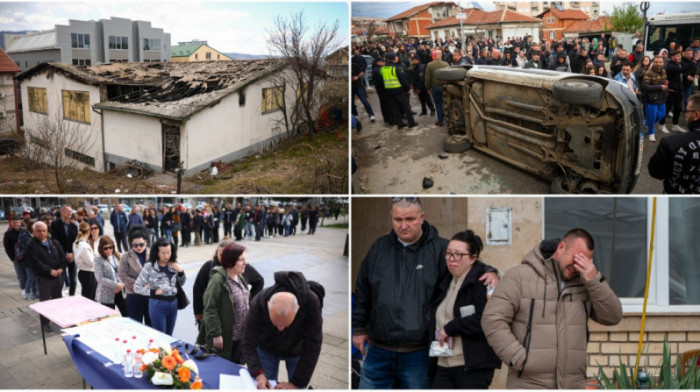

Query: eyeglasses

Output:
[445, 251, 471, 260]
[91, 227, 99, 230]
[102, 246, 114, 251]
[132, 242, 147, 248]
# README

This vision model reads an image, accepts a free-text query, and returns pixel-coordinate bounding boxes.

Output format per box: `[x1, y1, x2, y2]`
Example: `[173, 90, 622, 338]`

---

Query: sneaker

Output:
[658, 124, 670, 134]
[369, 115, 376, 122]
[407, 123, 418, 129]
[21, 289, 28, 299]
[672, 124, 687, 133]
[435, 121, 444, 126]
[648, 134, 656, 142]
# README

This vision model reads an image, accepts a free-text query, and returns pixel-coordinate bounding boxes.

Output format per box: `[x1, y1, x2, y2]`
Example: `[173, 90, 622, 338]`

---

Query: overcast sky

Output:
[0, 1, 350, 55]
[352, 1, 700, 18]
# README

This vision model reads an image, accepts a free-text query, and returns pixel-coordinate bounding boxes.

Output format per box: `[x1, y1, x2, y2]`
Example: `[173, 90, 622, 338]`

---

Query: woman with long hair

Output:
[88, 223, 101, 252]
[200, 242, 249, 364]
[634, 55, 652, 81]
[134, 237, 184, 335]
[430, 230, 500, 389]
[94, 236, 127, 315]
[117, 226, 151, 326]
[74, 222, 97, 300]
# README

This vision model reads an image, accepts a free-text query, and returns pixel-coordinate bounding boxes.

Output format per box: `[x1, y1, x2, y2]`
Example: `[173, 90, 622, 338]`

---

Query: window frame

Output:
[61, 90, 91, 124]
[28, 87, 48, 115]
[542, 197, 700, 313]
[261, 86, 285, 114]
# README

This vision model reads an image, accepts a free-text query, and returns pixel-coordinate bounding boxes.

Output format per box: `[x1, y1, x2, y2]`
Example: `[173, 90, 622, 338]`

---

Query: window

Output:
[65, 148, 95, 167]
[206, 52, 211, 60]
[262, 87, 284, 114]
[28, 87, 48, 114]
[143, 38, 161, 51]
[62, 90, 91, 123]
[71, 59, 91, 66]
[70, 33, 90, 48]
[108, 35, 128, 50]
[550, 31, 556, 39]
[195, 53, 198, 60]
[29, 135, 49, 149]
[547, 17, 555, 24]
[545, 197, 700, 312]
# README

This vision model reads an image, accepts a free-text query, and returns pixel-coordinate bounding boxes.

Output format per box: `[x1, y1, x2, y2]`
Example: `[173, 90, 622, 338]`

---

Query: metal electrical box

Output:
[486, 207, 512, 246]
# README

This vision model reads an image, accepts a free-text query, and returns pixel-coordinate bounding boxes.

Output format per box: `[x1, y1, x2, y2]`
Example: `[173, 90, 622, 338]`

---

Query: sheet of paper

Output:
[238, 367, 257, 390]
[63, 317, 177, 363]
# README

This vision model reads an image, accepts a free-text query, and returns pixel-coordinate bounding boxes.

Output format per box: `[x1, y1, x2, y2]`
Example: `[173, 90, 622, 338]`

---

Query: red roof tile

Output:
[0, 48, 20, 73]
[538, 8, 589, 20]
[566, 17, 610, 33]
[426, 8, 538, 29]
[386, 1, 457, 22]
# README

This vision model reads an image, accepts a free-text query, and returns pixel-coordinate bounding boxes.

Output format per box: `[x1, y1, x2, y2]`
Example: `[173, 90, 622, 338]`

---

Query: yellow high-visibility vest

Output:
[380, 66, 401, 89]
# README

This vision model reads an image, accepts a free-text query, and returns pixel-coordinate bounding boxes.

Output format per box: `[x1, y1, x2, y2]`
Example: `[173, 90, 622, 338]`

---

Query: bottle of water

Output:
[113, 338, 121, 363]
[122, 340, 129, 364]
[133, 350, 143, 378]
[124, 349, 134, 378]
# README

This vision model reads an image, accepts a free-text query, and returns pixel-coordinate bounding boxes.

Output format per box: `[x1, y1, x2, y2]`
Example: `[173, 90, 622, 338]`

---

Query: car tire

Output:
[436, 67, 467, 82]
[550, 176, 575, 194]
[552, 79, 603, 105]
[443, 135, 471, 153]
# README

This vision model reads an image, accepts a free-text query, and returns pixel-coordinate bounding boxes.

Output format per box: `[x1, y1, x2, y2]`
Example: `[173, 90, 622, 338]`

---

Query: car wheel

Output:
[436, 67, 467, 82]
[550, 176, 576, 194]
[446, 100, 465, 136]
[552, 79, 603, 105]
[443, 135, 471, 153]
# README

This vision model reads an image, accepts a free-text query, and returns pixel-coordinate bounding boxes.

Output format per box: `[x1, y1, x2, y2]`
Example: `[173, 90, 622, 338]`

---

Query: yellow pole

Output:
[634, 197, 657, 382]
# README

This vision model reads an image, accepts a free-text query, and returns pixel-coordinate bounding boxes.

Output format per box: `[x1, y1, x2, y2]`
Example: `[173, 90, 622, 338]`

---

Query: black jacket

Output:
[192, 215, 203, 231]
[429, 261, 502, 373]
[180, 211, 191, 229]
[3, 226, 22, 261]
[408, 62, 427, 91]
[665, 60, 684, 92]
[681, 57, 697, 87]
[50, 218, 77, 255]
[25, 236, 66, 278]
[353, 221, 449, 349]
[242, 271, 322, 388]
[192, 257, 264, 316]
[648, 120, 700, 194]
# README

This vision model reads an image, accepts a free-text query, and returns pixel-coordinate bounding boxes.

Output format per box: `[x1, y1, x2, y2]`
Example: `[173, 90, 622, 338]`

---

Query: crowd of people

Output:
[3, 202, 330, 389]
[352, 197, 622, 389]
[352, 35, 700, 131]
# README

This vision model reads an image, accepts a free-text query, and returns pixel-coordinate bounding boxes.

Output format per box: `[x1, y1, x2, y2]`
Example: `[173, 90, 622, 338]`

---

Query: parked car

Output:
[436, 65, 644, 194]
[97, 204, 109, 214]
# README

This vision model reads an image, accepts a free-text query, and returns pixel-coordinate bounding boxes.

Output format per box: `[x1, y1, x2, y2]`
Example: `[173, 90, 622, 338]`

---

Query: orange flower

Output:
[161, 355, 176, 370]
[178, 366, 191, 383]
[149, 348, 160, 353]
[190, 378, 203, 389]
[140, 363, 147, 372]
[174, 352, 185, 364]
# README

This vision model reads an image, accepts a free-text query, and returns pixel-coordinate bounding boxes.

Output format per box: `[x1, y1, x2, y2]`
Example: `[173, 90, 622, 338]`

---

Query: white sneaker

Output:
[648, 134, 656, 142]
[658, 124, 670, 134]
[668, 111, 673, 118]
[672, 124, 687, 133]
[369, 115, 376, 122]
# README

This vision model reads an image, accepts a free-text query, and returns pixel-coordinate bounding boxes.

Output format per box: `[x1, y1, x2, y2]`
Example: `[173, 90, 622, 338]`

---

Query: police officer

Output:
[408, 56, 435, 116]
[380, 53, 417, 129]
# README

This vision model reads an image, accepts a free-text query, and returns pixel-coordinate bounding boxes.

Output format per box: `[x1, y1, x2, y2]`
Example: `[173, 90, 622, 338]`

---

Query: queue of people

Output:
[3, 205, 326, 389]
[352, 197, 622, 389]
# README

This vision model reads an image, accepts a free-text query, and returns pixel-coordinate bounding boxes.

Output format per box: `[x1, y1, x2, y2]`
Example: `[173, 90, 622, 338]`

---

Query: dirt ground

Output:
[0, 129, 348, 194]
[352, 87, 678, 195]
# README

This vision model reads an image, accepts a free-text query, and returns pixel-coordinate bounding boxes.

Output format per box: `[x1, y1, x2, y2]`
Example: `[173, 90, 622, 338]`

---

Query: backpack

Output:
[308, 280, 325, 309]
[14, 229, 31, 263]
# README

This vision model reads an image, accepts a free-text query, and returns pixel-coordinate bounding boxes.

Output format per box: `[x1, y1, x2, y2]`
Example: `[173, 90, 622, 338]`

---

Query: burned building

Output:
[16, 60, 295, 175]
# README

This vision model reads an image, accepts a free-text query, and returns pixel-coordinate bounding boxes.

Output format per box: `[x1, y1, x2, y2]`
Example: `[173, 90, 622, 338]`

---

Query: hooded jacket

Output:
[648, 119, 700, 194]
[242, 271, 322, 388]
[353, 221, 448, 350]
[481, 239, 622, 389]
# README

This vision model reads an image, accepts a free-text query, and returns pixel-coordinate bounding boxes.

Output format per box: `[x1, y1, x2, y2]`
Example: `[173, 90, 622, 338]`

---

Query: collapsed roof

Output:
[16, 59, 287, 121]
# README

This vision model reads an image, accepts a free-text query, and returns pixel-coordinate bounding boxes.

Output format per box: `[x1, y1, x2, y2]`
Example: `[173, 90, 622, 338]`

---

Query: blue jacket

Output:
[613, 72, 637, 92]
[110, 210, 129, 234]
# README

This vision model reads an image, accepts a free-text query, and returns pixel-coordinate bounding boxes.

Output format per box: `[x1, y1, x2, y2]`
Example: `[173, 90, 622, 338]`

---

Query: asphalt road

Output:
[352, 86, 688, 195]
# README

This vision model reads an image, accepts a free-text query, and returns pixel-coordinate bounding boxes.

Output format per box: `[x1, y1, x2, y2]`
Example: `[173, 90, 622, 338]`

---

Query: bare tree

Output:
[24, 106, 97, 193]
[266, 11, 342, 137]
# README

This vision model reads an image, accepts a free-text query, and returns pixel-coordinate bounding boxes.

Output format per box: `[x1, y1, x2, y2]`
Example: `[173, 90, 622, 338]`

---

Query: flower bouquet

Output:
[141, 344, 203, 389]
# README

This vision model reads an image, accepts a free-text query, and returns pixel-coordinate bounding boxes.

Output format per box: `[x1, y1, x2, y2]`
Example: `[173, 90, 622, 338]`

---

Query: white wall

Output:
[102, 110, 162, 171]
[20, 71, 103, 171]
[0, 74, 17, 135]
[503, 25, 540, 40]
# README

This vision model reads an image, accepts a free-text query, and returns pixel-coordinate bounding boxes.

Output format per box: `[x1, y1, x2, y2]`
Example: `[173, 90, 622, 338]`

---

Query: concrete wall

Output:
[134, 21, 170, 62]
[20, 71, 103, 170]
[102, 110, 163, 172]
[10, 49, 61, 72]
[57, 20, 100, 65]
[0, 74, 19, 134]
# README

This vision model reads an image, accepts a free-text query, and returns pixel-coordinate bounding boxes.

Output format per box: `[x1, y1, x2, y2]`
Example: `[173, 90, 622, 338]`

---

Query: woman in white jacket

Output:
[73, 222, 97, 301]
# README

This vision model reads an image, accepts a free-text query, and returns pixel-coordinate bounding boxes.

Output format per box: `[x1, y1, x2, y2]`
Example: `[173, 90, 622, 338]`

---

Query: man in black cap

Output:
[378, 52, 416, 129]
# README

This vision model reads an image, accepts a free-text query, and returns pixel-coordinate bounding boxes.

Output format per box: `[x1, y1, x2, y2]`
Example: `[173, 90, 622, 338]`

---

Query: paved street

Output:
[352, 85, 687, 194]
[0, 218, 349, 389]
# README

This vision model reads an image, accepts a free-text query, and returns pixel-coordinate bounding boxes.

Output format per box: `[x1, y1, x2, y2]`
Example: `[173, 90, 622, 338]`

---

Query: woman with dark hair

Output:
[143, 208, 157, 244]
[429, 230, 500, 389]
[133, 237, 184, 335]
[634, 55, 652, 81]
[88, 222, 101, 252]
[193, 239, 265, 325]
[200, 242, 249, 363]
[596, 64, 609, 78]
[162, 207, 174, 242]
[117, 226, 151, 326]
[94, 236, 127, 316]
[74, 221, 97, 300]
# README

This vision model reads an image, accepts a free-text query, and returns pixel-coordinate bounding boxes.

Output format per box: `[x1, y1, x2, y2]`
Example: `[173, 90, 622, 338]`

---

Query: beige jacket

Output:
[117, 249, 149, 295]
[482, 240, 622, 389]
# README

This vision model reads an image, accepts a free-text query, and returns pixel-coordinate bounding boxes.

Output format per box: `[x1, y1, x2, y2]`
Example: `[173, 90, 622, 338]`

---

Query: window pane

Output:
[122, 36, 128, 50]
[84, 34, 90, 48]
[544, 198, 647, 298]
[78, 34, 83, 48]
[669, 198, 700, 305]
[71, 33, 77, 48]
[109, 36, 115, 49]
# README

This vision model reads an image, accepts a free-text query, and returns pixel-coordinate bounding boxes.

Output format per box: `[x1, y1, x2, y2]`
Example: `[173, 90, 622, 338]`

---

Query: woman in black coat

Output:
[429, 230, 501, 389]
